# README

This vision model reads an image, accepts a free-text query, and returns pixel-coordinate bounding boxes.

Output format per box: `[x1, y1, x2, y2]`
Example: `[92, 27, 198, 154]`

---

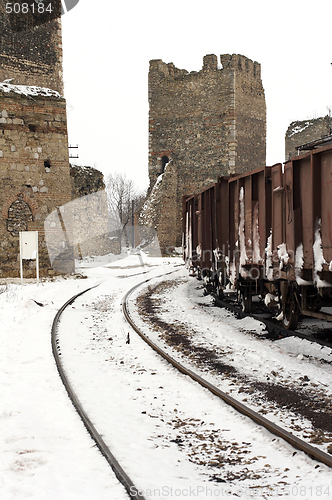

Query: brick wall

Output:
[0, 86, 73, 277]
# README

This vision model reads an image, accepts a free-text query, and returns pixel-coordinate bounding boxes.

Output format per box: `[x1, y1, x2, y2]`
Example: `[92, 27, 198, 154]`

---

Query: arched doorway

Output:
[6, 194, 33, 236]
[161, 155, 169, 173]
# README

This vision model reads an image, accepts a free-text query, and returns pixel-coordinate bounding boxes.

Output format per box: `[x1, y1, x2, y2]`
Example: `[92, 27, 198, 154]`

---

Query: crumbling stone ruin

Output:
[285, 115, 332, 160]
[0, 0, 74, 278]
[70, 165, 113, 258]
[140, 54, 266, 254]
[70, 164, 105, 199]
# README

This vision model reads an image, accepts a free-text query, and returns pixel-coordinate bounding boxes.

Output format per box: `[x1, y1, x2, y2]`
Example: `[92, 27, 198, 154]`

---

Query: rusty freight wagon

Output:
[268, 141, 332, 329]
[228, 166, 272, 311]
[182, 140, 332, 330]
[182, 178, 228, 289]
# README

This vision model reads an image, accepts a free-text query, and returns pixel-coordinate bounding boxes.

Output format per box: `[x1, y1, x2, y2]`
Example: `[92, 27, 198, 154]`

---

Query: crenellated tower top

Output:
[146, 53, 266, 252]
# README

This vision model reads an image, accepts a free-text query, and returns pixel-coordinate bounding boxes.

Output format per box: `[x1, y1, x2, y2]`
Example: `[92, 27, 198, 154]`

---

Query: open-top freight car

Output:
[182, 141, 332, 330]
[182, 178, 229, 288]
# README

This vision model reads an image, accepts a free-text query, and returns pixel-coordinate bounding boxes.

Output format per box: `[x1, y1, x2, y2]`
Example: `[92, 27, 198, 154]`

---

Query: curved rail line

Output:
[51, 285, 146, 500]
[122, 278, 332, 469]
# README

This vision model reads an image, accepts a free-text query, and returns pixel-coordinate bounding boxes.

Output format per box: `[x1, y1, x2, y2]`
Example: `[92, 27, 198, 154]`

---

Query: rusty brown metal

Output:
[271, 163, 284, 250]
[229, 166, 272, 280]
[281, 145, 332, 284]
[183, 194, 199, 269]
[182, 143, 332, 324]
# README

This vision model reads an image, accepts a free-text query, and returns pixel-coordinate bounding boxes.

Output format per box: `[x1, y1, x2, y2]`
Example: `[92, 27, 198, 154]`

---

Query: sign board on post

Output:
[19, 231, 39, 284]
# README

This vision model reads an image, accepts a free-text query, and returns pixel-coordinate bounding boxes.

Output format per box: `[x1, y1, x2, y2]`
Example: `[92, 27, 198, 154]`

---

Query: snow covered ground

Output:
[1, 253, 332, 499]
[128, 274, 332, 448]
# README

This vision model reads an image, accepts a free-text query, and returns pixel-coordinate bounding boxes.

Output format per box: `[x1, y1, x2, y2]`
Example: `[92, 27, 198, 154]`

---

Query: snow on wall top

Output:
[287, 121, 313, 138]
[0, 80, 62, 98]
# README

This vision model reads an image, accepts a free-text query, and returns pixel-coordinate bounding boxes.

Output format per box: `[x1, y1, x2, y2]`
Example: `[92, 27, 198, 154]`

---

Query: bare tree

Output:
[106, 172, 145, 252]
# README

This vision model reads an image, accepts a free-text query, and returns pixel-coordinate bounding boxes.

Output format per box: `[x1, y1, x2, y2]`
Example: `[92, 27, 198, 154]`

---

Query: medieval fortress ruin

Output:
[0, 1, 110, 277]
[0, 1, 74, 277]
[0, 0, 328, 274]
[140, 54, 266, 253]
[141, 55, 331, 253]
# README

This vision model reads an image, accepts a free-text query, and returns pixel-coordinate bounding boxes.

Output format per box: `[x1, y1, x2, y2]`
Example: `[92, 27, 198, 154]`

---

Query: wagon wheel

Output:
[213, 272, 224, 300]
[239, 289, 252, 313]
[282, 290, 299, 330]
[216, 285, 224, 300]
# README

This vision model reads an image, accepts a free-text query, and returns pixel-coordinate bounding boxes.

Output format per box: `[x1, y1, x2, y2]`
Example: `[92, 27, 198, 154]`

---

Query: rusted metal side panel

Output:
[252, 172, 261, 264]
[244, 176, 252, 262]
[215, 178, 229, 257]
[318, 149, 332, 265]
[234, 167, 272, 277]
[182, 195, 188, 262]
[292, 156, 313, 270]
[228, 178, 239, 270]
[207, 186, 214, 269]
[264, 168, 272, 249]
[192, 195, 199, 267]
[277, 147, 332, 284]
[200, 187, 214, 270]
[184, 195, 199, 268]
[209, 186, 216, 268]
[283, 161, 294, 261]
[251, 168, 271, 265]
[271, 163, 284, 250]
[197, 192, 203, 267]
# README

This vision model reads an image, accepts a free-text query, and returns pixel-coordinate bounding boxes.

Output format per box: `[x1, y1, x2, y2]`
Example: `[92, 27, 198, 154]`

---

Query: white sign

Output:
[19, 231, 39, 283]
[20, 231, 38, 259]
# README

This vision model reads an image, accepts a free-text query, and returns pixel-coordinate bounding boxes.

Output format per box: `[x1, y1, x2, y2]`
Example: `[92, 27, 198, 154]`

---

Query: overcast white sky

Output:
[61, 0, 332, 191]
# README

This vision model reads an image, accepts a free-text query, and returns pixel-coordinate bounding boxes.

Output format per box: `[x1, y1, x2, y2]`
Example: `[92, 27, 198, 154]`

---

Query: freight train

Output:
[182, 140, 332, 330]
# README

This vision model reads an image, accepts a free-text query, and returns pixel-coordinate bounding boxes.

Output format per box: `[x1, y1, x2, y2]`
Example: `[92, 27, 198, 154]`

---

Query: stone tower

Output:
[0, 0, 63, 92]
[0, 0, 74, 277]
[141, 53, 266, 253]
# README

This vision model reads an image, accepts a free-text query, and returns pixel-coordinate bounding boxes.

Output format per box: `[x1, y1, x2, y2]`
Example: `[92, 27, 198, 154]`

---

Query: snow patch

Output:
[277, 242, 289, 269]
[313, 219, 330, 287]
[265, 231, 273, 281]
[0, 80, 62, 98]
[238, 187, 248, 269]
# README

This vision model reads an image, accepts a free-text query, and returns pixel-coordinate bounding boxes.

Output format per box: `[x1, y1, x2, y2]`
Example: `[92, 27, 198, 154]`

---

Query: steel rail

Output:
[51, 285, 146, 500]
[122, 279, 332, 470]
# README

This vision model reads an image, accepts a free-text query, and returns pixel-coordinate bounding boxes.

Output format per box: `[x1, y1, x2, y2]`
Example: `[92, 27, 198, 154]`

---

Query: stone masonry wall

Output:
[285, 116, 332, 160]
[0, 86, 73, 277]
[70, 165, 114, 258]
[0, 0, 63, 93]
[145, 53, 266, 253]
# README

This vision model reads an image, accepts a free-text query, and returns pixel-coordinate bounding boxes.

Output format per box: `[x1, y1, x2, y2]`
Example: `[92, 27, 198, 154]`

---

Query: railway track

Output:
[50, 268, 332, 497]
[122, 277, 332, 470]
[51, 285, 146, 500]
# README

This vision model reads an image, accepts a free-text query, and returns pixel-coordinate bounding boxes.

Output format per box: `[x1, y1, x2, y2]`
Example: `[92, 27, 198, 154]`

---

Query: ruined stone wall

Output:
[146, 53, 266, 253]
[0, 2, 77, 277]
[0, 0, 63, 93]
[0, 86, 73, 277]
[69, 165, 114, 257]
[70, 164, 105, 198]
[285, 116, 332, 160]
[229, 55, 266, 173]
